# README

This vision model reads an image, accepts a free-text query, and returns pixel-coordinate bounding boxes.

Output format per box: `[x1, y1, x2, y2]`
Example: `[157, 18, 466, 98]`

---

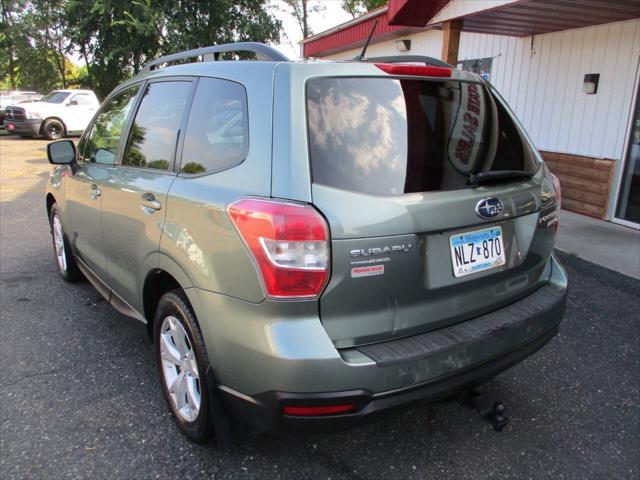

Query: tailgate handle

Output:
[140, 193, 161, 211]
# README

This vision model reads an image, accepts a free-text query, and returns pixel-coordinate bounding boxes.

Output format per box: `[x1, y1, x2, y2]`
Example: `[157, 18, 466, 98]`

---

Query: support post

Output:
[441, 19, 463, 66]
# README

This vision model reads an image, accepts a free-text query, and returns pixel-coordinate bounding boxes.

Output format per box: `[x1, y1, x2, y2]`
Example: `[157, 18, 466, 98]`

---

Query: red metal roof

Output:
[303, 7, 424, 58]
[387, 0, 450, 27]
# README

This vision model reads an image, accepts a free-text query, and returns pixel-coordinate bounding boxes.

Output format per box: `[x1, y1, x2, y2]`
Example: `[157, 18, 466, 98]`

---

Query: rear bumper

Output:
[211, 255, 568, 433]
[219, 324, 560, 433]
[4, 119, 41, 136]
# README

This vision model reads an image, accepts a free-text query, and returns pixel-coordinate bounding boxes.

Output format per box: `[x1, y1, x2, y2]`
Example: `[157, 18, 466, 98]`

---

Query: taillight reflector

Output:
[549, 171, 562, 209]
[548, 171, 562, 234]
[375, 63, 452, 78]
[282, 404, 355, 416]
[227, 198, 330, 299]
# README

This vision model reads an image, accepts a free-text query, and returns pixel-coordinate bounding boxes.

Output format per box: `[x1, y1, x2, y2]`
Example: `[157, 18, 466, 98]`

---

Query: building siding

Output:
[323, 18, 640, 162]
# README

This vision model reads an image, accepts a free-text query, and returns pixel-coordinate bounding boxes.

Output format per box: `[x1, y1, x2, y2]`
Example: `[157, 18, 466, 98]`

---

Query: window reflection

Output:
[180, 78, 249, 174]
[123, 82, 190, 171]
[82, 86, 139, 164]
[307, 78, 536, 196]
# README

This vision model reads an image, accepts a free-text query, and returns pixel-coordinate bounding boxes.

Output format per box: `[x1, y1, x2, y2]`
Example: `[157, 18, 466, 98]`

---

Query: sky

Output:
[268, 0, 354, 59]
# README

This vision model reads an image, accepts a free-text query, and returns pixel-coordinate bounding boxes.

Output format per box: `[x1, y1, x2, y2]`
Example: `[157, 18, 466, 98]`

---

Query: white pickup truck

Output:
[4, 89, 99, 140]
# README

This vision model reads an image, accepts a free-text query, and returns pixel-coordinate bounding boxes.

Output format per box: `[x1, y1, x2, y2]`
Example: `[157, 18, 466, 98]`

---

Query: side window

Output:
[82, 86, 140, 165]
[122, 81, 191, 171]
[71, 94, 94, 106]
[180, 78, 248, 174]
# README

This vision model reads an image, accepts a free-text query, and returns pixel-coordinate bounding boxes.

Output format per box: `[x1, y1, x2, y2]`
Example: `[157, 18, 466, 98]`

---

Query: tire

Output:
[42, 118, 65, 140]
[49, 203, 81, 281]
[154, 290, 215, 443]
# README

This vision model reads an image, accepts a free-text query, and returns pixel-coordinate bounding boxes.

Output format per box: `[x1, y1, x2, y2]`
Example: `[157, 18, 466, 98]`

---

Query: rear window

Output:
[307, 78, 538, 195]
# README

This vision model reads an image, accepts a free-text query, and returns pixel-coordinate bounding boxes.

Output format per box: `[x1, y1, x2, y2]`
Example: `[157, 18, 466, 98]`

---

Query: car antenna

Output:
[357, 19, 379, 61]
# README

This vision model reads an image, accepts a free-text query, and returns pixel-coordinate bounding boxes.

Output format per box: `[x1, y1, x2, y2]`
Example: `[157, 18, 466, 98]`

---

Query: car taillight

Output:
[549, 171, 562, 234]
[549, 172, 562, 209]
[227, 198, 330, 299]
[375, 63, 452, 77]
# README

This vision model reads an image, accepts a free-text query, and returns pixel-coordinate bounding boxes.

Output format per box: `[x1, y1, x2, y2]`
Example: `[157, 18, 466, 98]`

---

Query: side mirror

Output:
[47, 140, 76, 165]
[68, 100, 78, 106]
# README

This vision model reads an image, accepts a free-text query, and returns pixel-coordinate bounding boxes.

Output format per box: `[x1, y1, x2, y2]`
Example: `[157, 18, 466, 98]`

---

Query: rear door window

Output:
[306, 77, 538, 195]
[122, 81, 191, 171]
[179, 77, 249, 175]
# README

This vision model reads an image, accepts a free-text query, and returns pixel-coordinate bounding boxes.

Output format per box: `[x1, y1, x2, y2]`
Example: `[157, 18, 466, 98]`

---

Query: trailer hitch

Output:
[458, 390, 509, 432]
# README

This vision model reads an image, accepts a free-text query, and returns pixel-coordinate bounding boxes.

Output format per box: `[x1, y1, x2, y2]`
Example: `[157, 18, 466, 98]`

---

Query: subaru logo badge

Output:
[475, 198, 503, 219]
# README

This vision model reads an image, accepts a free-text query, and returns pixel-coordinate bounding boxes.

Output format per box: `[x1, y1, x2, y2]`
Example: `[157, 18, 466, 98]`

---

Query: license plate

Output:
[450, 226, 505, 277]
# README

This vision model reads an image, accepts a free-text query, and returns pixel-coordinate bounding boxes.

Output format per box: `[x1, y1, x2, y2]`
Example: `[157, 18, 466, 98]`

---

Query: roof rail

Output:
[142, 42, 290, 72]
[357, 55, 454, 68]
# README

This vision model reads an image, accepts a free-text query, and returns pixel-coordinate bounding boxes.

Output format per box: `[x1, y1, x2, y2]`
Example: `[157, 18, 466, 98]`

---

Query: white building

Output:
[302, 0, 640, 228]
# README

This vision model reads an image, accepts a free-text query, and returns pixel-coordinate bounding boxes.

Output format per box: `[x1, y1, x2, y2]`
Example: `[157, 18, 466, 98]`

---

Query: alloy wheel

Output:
[52, 214, 67, 272]
[159, 315, 201, 422]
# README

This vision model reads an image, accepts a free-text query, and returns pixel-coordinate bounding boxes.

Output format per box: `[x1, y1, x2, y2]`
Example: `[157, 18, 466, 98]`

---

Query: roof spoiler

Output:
[355, 55, 453, 69]
[142, 42, 290, 72]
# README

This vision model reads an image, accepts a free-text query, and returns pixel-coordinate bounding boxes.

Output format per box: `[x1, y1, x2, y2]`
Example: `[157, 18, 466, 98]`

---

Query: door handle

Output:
[140, 193, 162, 211]
[89, 183, 101, 199]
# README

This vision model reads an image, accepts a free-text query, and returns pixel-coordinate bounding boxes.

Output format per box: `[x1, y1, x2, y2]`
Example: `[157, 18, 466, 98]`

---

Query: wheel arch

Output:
[46, 193, 56, 221]
[142, 269, 184, 340]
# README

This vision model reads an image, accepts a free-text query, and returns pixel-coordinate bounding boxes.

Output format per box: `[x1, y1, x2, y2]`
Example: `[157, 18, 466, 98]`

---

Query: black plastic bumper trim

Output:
[357, 282, 565, 367]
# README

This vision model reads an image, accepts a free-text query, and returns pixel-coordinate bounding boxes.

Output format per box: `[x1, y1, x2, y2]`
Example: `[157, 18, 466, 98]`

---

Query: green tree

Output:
[1, 1, 282, 96]
[13, 1, 62, 91]
[64, 0, 281, 98]
[0, 0, 27, 89]
[342, 0, 387, 18]
[161, 0, 281, 53]
[29, 0, 72, 87]
[0, 0, 75, 92]
[64, 0, 164, 97]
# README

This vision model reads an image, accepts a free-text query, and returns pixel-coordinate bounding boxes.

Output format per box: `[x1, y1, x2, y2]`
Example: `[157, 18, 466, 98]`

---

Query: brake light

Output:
[227, 198, 330, 299]
[282, 404, 355, 416]
[375, 63, 452, 78]
[549, 172, 562, 209]
[548, 171, 562, 234]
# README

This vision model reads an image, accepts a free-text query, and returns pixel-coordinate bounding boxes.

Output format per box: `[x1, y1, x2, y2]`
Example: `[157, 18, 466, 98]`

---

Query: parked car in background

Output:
[45, 43, 567, 445]
[0, 90, 42, 128]
[5, 89, 99, 140]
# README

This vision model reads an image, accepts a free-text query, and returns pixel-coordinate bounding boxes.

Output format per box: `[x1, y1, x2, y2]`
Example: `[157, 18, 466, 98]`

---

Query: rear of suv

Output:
[45, 43, 567, 444]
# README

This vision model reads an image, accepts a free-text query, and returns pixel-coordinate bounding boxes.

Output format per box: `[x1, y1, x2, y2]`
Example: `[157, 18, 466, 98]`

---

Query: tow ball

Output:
[458, 390, 509, 432]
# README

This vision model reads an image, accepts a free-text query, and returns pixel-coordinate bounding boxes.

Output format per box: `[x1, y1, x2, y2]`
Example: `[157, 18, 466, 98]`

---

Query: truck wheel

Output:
[42, 119, 65, 140]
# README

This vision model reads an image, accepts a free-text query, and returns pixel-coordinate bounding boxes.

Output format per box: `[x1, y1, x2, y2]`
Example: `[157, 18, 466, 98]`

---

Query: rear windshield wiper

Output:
[467, 170, 533, 186]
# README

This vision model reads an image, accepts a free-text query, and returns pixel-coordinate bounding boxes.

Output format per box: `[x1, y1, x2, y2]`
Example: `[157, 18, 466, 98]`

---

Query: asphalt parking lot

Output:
[1, 135, 639, 479]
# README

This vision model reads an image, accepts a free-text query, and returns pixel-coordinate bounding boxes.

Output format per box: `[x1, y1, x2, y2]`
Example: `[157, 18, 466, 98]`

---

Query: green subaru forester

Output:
[45, 43, 567, 444]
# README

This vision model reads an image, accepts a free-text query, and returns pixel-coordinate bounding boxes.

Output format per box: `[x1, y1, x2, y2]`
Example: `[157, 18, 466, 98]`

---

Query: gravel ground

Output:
[1, 135, 638, 479]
